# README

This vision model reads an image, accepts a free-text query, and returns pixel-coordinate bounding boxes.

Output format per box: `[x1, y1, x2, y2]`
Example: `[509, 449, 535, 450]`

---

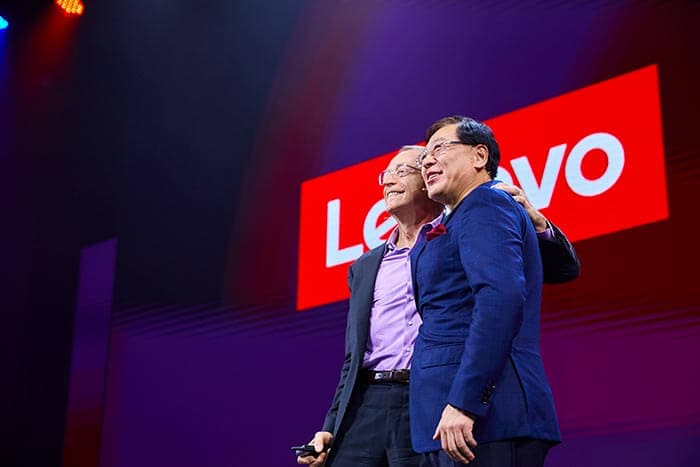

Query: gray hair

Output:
[398, 144, 425, 153]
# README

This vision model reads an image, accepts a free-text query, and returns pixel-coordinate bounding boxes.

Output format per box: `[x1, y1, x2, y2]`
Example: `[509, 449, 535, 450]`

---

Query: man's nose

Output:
[421, 156, 436, 171]
[382, 177, 397, 187]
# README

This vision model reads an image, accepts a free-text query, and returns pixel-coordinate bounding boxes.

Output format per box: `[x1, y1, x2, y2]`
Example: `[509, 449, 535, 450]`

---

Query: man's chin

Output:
[385, 203, 401, 216]
[426, 188, 444, 204]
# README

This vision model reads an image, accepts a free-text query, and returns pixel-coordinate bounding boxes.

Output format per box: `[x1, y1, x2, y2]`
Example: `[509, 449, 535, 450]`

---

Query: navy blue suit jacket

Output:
[321, 184, 577, 442]
[409, 181, 561, 453]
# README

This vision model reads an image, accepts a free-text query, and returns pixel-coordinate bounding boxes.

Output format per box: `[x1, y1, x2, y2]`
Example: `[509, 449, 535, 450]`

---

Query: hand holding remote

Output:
[293, 431, 333, 465]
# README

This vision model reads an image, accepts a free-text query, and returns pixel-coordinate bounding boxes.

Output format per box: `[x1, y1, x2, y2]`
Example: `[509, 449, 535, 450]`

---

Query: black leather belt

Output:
[363, 369, 410, 384]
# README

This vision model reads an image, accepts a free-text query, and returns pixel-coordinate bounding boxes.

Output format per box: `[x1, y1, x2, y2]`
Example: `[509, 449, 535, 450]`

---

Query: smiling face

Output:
[381, 148, 438, 220]
[421, 123, 491, 209]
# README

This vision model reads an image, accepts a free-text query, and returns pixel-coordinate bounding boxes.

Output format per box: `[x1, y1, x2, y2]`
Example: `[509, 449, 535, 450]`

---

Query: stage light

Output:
[55, 0, 85, 16]
[0, 16, 9, 30]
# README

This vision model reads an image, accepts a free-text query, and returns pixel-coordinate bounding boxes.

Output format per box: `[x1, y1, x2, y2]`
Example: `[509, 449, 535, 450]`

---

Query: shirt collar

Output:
[384, 213, 445, 255]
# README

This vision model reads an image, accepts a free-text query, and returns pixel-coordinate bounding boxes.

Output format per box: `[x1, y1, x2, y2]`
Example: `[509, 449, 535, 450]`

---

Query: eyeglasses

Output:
[378, 163, 421, 185]
[417, 140, 470, 166]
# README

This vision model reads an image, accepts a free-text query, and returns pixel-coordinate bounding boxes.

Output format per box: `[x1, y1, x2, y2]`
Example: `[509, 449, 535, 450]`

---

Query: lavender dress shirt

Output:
[362, 215, 444, 370]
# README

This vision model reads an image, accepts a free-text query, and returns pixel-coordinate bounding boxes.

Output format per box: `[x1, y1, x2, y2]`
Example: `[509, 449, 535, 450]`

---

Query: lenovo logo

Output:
[298, 65, 667, 310]
[497, 131, 624, 209]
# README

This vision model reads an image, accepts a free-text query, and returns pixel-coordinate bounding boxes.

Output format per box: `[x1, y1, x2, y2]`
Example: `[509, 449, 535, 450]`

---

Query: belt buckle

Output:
[366, 369, 409, 383]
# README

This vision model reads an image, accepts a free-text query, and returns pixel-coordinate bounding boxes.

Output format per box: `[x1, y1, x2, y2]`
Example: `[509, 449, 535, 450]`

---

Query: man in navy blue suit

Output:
[411, 116, 561, 466]
[299, 139, 577, 466]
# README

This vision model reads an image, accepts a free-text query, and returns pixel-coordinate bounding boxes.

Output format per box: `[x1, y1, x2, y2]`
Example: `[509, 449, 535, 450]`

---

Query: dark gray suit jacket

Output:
[321, 222, 579, 436]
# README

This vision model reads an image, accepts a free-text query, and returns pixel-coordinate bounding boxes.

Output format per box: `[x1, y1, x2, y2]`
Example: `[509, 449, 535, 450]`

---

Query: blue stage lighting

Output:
[0, 16, 8, 30]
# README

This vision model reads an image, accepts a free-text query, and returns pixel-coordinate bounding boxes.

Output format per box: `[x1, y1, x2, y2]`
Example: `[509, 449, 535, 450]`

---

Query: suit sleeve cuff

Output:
[536, 222, 555, 241]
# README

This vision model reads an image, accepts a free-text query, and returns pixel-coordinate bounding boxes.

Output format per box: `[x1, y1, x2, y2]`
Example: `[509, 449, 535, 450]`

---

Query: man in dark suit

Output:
[411, 116, 562, 467]
[298, 143, 578, 467]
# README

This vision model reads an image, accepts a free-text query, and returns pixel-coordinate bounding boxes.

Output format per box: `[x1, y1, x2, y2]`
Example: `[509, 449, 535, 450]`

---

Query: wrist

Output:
[534, 217, 549, 233]
[448, 403, 477, 421]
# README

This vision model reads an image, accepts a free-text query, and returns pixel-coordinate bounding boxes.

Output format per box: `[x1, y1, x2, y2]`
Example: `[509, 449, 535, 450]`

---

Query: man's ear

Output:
[472, 144, 489, 169]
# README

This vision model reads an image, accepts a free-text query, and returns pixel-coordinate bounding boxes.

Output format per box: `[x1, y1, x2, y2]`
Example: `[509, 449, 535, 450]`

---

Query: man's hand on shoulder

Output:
[433, 404, 478, 464]
[297, 431, 333, 466]
[492, 182, 548, 233]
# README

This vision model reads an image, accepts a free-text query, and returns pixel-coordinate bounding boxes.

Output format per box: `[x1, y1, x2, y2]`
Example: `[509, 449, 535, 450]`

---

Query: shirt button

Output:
[408, 321, 413, 326]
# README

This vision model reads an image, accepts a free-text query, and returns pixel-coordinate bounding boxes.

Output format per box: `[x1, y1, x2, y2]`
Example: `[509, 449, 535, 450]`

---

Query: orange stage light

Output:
[55, 0, 85, 16]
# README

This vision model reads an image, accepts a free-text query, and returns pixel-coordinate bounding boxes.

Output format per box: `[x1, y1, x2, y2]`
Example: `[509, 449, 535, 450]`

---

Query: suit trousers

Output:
[419, 438, 554, 467]
[327, 379, 420, 467]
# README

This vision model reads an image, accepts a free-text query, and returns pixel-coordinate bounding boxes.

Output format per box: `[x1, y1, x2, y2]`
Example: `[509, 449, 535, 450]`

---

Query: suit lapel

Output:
[410, 237, 428, 316]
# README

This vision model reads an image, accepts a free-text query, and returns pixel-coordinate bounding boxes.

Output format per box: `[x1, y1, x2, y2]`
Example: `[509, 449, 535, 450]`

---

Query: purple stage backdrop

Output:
[101, 1, 699, 466]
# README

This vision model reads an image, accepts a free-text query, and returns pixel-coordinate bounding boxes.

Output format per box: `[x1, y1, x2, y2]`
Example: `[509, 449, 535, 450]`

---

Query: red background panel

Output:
[297, 65, 667, 310]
